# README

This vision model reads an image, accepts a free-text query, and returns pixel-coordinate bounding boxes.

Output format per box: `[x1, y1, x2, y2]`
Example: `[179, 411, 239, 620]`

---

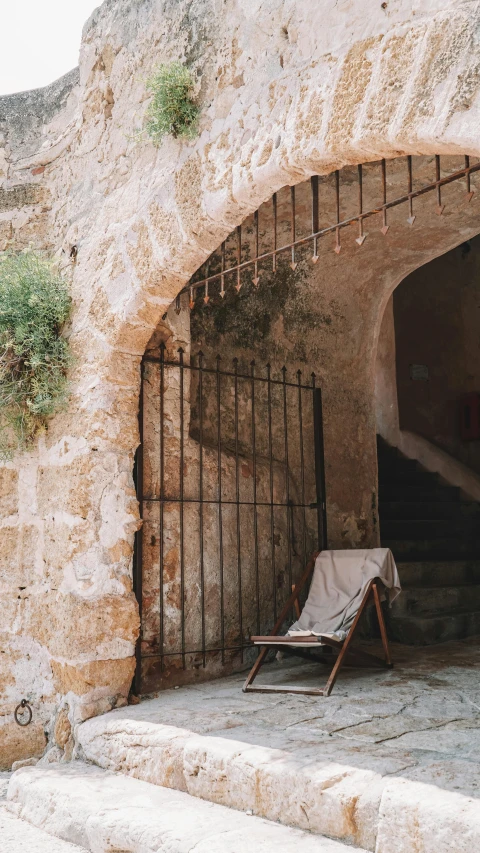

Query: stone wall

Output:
[2, 0, 480, 767]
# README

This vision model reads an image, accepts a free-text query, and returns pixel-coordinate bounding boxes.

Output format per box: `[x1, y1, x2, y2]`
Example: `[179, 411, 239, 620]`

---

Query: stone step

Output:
[391, 583, 480, 617]
[380, 500, 480, 520]
[383, 537, 480, 561]
[397, 559, 480, 587]
[66, 702, 480, 853]
[381, 518, 479, 540]
[0, 804, 86, 852]
[7, 764, 367, 853]
[379, 485, 461, 503]
[378, 470, 441, 487]
[386, 609, 480, 645]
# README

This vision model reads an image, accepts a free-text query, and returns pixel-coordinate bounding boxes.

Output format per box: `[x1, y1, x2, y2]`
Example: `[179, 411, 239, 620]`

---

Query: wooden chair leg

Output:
[323, 581, 375, 696]
[292, 585, 301, 619]
[372, 583, 393, 667]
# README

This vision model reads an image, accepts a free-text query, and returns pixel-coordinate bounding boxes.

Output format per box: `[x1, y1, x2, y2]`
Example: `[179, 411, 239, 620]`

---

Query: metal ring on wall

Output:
[14, 699, 33, 727]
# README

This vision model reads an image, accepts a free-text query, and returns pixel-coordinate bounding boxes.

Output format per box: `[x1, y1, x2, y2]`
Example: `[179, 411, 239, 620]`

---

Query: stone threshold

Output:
[7, 763, 366, 853]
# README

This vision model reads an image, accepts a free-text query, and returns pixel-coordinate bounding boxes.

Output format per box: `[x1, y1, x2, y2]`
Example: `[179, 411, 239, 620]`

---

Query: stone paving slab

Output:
[76, 638, 480, 852]
[7, 763, 368, 853]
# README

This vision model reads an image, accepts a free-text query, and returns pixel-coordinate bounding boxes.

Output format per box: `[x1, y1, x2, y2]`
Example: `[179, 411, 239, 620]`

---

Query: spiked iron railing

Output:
[177, 154, 479, 310]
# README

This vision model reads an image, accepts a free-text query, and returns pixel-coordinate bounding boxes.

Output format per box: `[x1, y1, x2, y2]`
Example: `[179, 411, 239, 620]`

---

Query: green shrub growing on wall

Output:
[0, 251, 71, 458]
[145, 61, 199, 144]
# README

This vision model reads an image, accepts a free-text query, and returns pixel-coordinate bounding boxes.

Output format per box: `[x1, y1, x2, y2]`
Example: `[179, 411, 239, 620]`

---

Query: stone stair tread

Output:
[380, 501, 480, 520]
[386, 610, 480, 645]
[0, 803, 86, 852]
[390, 584, 480, 617]
[396, 560, 480, 587]
[7, 764, 367, 853]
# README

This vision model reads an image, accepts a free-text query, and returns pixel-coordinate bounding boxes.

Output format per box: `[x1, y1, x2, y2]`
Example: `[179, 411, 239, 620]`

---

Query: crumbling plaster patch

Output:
[2, 0, 480, 766]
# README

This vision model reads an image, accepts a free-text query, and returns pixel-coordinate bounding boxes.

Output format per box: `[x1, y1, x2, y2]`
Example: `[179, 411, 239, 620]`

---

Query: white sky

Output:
[0, 1, 102, 96]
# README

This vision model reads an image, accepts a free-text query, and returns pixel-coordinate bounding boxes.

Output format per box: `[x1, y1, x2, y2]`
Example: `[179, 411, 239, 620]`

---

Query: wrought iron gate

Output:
[134, 344, 327, 693]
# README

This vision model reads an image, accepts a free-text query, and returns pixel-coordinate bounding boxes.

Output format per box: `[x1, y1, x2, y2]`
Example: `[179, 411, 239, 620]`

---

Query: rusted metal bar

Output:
[220, 241, 226, 298]
[272, 192, 277, 272]
[234, 357, 243, 660]
[407, 155, 415, 224]
[204, 261, 210, 305]
[334, 169, 341, 254]
[282, 366, 293, 605]
[133, 361, 144, 694]
[159, 343, 165, 671]
[356, 164, 366, 245]
[198, 350, 206, 667]
[311, 175, 319, 262]
[216, 355, 225, 664]
[381, 159, 389, 234]
[297, 371, 307, 571]
[312, 375, 328, 549]
[465, 155, 474, 201]
[267, 363, 277, 623]
[236, 225, 242, 292]
[253, 210, 260, 286]
[290, 185, 297, 270]
[179, 347, 186, 669]
[435, 155, 445, 214]
[251, 361, 260, 634]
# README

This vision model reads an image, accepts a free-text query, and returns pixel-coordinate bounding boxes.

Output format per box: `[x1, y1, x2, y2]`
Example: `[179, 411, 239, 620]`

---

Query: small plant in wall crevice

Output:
[0, 250, 71, 459]
[144, 61, 200, 144]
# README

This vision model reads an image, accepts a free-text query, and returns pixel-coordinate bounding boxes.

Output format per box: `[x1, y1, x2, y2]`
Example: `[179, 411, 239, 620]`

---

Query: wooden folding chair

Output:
[243, 551, 393, 697]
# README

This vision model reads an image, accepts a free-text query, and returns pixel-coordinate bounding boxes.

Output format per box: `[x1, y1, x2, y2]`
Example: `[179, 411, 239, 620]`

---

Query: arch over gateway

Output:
[3, 0, 480, 766]
[136, 152, 480, 691]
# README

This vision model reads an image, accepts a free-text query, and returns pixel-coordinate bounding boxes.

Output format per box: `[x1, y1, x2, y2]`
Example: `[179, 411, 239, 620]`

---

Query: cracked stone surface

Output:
[76, 638, 480, 852]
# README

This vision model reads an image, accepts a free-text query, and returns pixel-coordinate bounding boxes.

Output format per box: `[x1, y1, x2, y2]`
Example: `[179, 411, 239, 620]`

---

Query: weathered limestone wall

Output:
[2, 0, 480, 766]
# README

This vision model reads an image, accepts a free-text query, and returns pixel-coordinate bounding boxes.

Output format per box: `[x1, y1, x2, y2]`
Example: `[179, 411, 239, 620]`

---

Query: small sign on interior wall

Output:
[410, 363, 429, 381]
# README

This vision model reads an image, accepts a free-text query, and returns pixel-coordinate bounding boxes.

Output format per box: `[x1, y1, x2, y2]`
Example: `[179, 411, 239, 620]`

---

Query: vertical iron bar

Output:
[465, 155, 474, 200]
[297, 371, 307, 572]
[435, 155, 444, 214]
[407, 155, 415, 224]
[381, 159, 389, 234]
[356, 164, 366, 245]
[251, 361, 260, 635]
[236, 225, 242, 291]
[216, 355, 225, 664]
[311, 175, 319, 262]
[220, 241, 226, 298]
[159, 343, 165, 671]
[272, 192, 277, 272]
[198, 351, 206, 667]
[204, 260, 210, 305]
[253, 210, 260, 286]
[312, 376, 328, 550]
[133, 361, 144, 695]
[290, 186, 297, 269]
[334, 170, 341, 253]
[234, 358, 243, 659]
[282, 366, 293, 608]
[179, 348, 186, 669]
[267, 363, 277, 623]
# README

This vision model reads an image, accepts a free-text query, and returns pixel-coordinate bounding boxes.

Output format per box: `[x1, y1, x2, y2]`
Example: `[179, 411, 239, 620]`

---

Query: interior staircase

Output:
[377, 436, 480, 644]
